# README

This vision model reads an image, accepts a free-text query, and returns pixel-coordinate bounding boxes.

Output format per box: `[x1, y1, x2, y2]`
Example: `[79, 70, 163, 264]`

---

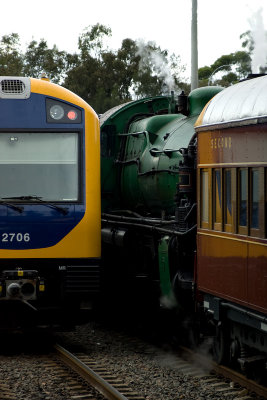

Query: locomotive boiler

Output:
[100, 86, 222, 314]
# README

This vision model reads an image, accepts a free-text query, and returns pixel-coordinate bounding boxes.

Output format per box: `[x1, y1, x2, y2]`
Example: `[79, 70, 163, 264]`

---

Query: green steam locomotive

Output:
[100, 86, 222, 315]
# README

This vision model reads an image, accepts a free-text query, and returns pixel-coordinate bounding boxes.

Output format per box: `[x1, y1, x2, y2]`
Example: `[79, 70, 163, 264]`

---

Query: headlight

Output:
[46, 99, 82, 124]
[50, 104, 64, 120]
[67, 110, 78, 121]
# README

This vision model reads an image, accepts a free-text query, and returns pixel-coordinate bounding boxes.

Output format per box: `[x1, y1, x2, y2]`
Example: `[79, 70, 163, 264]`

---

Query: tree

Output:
[78, 23, 112, 60]
[23, 39, 70, 83]
[64, 40, 134, 112]
[63, 25, 116, 112]
[63, 25, 186, 113]
[0, 33, 23, 76]
[0, 28, 186, 113]
[198, 51, 252, 87]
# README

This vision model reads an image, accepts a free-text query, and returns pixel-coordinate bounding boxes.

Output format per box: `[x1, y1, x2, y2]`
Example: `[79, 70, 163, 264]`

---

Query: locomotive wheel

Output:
[213, 324, 229, 365]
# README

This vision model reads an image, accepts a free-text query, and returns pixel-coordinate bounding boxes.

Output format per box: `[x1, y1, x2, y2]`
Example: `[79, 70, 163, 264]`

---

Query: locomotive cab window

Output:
[0, 132, 79, 202]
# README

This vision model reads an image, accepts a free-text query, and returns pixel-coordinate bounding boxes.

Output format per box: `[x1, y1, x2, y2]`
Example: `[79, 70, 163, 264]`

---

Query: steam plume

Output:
[249, 8, 267, 73]
[136, 39, 181, 94]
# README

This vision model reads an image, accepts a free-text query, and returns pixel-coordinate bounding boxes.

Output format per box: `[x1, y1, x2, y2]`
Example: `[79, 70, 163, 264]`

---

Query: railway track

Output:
[54, 344, 145, 400]
[56, 343, 267, 400]
[180, 346, 267, 399]
[1, 325, 266, 400]
[0, 351, 101, 400]
[0, 344, 145, 400]
[55, 334, 267, 400]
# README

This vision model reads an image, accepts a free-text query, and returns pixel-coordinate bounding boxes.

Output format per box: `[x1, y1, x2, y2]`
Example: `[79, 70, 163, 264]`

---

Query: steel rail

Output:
[54, 344, 129, 400]
[212, 361, 267, 399]
[181, 346, 267, 399]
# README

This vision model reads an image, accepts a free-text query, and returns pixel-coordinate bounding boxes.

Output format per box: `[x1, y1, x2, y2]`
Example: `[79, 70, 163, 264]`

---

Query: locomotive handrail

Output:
[102, 213, 177, 225]
[114, 157, 179, 176]
[107, 209, 145, 218]
[102, 203, 196, 228]
[150, 148, 184, 157]
[101, 217, 197, 236]
[118, 131, 147, 137]
[138, 169, 179, 176]
[118, 130, 158, 148]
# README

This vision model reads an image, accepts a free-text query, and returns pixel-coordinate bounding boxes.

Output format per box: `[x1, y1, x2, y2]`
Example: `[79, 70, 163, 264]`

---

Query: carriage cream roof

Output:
[196, 75, 267, 130]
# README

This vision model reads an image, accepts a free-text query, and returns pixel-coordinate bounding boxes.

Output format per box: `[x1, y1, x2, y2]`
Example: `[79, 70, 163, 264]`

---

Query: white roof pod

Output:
[200, 75, 267, 128]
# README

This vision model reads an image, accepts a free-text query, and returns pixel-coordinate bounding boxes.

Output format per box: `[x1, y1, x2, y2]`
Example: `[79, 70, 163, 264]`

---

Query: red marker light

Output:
[67, 110, 77, 120]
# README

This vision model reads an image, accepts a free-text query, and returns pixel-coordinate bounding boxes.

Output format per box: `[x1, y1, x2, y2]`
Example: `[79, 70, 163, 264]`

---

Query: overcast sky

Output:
[1, 0, 267, 80]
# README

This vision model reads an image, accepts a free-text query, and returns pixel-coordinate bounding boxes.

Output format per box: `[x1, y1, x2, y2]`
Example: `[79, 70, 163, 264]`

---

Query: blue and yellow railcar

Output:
[0, 76, 101, 330]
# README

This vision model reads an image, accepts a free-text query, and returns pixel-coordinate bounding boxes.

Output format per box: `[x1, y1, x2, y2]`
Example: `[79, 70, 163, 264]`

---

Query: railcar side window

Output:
[201, 170, 209, 227]
[239, 169, 247, 227]
[224, 168, 234, 233]
[201, 166, 265, 237]
[251, 169, 259, 229]
[224, 170, 232, 223]
[213, 169, 222, 230]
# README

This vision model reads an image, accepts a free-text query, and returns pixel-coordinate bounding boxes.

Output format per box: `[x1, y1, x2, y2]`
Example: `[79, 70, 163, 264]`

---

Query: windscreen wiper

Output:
[0, 199, 24, 213]
[2, 196, 68, 215]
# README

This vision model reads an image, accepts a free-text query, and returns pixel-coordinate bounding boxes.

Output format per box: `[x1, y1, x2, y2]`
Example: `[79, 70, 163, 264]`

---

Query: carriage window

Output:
[239, 169, 247, 227]
[201, 170, 209, 226]
[224, 169, 232, 226]
[213, 169, 222, 230]
[251, 169, 259, 229]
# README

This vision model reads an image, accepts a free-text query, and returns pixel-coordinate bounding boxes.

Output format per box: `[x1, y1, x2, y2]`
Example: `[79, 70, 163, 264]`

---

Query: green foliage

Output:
[63, 27, 185, 112]
[0, 33, 23, 76]
[78, 23, 112, 60]
[0, 26, 264, 113]
[23, 39, 69, 83]
[198, 66, 212, 80]
[198, 50, 252, 87]
[0, 27, 185, 113]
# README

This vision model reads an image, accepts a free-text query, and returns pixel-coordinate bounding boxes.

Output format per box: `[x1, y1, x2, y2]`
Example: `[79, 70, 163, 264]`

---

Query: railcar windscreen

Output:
[0, 132, 79, 202]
